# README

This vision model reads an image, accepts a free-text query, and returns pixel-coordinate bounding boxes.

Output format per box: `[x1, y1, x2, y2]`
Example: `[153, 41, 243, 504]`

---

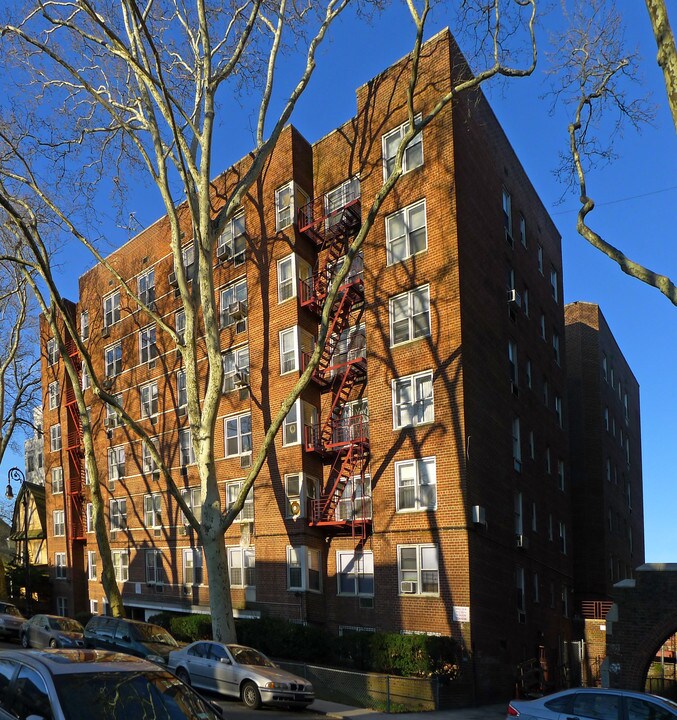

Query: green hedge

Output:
[147, 613, 460, 679]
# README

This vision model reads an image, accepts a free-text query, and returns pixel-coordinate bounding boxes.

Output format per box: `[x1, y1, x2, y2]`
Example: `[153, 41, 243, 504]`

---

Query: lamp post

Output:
[5, 468, 30, 615]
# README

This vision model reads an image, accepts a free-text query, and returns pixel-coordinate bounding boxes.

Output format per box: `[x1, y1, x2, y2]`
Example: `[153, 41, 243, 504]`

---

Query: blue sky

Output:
[3, 3, 675, 562]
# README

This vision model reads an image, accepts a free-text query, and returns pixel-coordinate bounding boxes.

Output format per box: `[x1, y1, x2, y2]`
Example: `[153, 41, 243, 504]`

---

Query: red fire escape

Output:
[298, 187, 371, 540]
[64, 337, 86, 545]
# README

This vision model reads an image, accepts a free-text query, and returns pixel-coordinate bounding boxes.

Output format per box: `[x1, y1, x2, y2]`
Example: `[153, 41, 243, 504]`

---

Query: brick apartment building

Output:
[37, 30, 640, 698]
[564, 301, 644, 684]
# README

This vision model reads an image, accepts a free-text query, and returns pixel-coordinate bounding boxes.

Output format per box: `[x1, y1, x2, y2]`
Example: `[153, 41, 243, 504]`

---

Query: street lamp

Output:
[5, 467, 31, 615]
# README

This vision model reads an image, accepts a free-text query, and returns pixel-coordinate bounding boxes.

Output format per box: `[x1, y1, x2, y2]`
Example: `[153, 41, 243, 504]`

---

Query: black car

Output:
[84, 616, 180, 665]
[0, 648, 223, 720]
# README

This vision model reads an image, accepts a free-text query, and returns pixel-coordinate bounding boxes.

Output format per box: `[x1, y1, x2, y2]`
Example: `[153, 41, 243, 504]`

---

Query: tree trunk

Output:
[202, 530, 237, 643]
[645, 0, 677, 134]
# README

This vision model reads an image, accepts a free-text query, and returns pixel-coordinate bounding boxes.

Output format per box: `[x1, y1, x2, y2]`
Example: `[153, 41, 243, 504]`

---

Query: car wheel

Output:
[176, 668, 191, 687]
[20, 634, 29, 649]
[49, 639, 58, 649]
[241, 681, 261, 710]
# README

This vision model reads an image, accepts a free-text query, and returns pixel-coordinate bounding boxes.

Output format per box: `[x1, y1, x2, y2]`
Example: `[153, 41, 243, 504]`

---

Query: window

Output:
[138, 269, 155, 307]
[523, 287, 530, 317]
[179, 428, 195, 466]
[508, 340, 518, 386]
[47, 338, 60, 365]
[139, 325, 157, 365]
[82, 365, 91, 390]
[559, 522, 567, 554]
[175, 309, 186, 342]
[183, 548, 204, 585]
[382, 116, 423, 178]
[181, 487, 202, 524]
[140, 382, 158, 419]
[179, 243, 196, 281]
[557, 460, 565, 491]
[337, 551, 374, 596]
[110, 499, 127, 531]
[80, 311, 89, 340]
[514, 492, 523, 535]
[519, 214, 527, 247]
[53, 510, 65, 537]
[390, 285, 430, 345]
[395, 458, 436, 511]
[398, 544, 439, 595]
[112, 550, 129, 582]
[145, 549, 164, 585]
[88, 551, 97, 580]
[392, 370, 434, 428]
[228, 547, 255, 588]
[537, 244, 543, 274]
[546, 446, 552, 474]
[386, 200, 427, 265]
[331, 323, 365, 370]
[539, 313, 546, 340]
[57, 597, 68, 617]
[533, 571, 540, 603]
[337, 476, 372, 521]
[143, 493, 162, 529]
[516, 566, 525, 617]
[553, 332, 560, 365]
[528, 430, 535, 460]
[226, 480, 254, 522]
[224, 413, 252, 457]
[286, 546, 322, 592]
[277, 256, 294, 302]
[284, 473, 317, 519]
[282, 399, 302, 446]
[531, 501, 538, 532]
[604, 406, 610, 431]
[177, 370, 187, 409]
[555, 395, 563, 428]
[222, 345, 250, 393]
[86, 503, 94, 533]
[325, 177, 360, 226]
[142, 438, 159, 477]
[512, 417, 522, 472]
[220, 279, 248, 332]
[602, 353, 608, 381]
[48, 381, 59, 410]
[108, 446, 125, 483]
[217, 211, 246, 265]
[105, 342, 122, 377]
[275, 182, 308, 231]
[105, 395, 121, 428]
[279, 327, 298, 374]
[103, 290, 120, 327]
[550, 268, 559, 303]
[525, 359, 532, 389]
[502, 188, 512, 242]
[50, 424, 62, 452]
[55, 553, 67, 580]
[51, 467, 64, 494]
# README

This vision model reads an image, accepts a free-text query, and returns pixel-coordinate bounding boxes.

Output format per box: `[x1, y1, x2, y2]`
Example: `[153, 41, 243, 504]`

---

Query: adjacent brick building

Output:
[38, 30, 641, 699]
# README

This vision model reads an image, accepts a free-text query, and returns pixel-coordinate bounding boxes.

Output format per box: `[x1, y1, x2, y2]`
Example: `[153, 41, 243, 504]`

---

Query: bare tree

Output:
[0, 0, 537, 641]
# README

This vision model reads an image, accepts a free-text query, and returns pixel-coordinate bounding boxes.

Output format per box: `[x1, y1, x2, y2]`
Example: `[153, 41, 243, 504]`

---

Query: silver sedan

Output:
[507, 687, 677, 719]
[21, 614, 85, 649]
[168, 641, 314, 710]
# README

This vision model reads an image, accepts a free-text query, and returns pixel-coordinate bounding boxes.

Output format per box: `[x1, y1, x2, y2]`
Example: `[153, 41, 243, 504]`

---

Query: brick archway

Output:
[606, 565, 677, 690]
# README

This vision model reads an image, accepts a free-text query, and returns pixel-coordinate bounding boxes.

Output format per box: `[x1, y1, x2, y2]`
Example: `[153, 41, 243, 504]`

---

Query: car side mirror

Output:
[219, 657, 231, 664]
[121, 634, 131, 642]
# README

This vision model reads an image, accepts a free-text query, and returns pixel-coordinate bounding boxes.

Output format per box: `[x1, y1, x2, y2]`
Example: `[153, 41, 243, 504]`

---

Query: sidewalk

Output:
[310, 699, 507, 719]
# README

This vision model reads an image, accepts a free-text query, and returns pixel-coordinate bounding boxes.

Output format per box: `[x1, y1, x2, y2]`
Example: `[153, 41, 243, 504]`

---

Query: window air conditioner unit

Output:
[216, 244, 232, 261]
[229, 301, 247, 320]
[240, 453, 252, 469]
[471, 505, 487, 527]
[507, 289, 522, 307]
[168, 271, 178, 287]
[516, 534, 529, 550]
[400, 581, 417, 594]
[178, 406, 187, 417]
[101, 326, 110, 338]
[234, 369, 249, 388]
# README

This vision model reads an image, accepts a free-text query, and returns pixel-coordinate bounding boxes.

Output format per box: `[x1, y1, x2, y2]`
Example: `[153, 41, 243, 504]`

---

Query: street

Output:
[0, 638, 324, 720]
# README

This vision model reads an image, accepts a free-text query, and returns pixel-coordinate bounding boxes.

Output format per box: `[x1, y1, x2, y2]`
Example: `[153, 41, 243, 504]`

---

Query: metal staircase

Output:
[298, 185, 371, 539]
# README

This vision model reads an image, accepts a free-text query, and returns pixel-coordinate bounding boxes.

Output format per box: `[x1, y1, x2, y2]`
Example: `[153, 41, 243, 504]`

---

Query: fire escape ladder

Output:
[314, 284, 360, 379]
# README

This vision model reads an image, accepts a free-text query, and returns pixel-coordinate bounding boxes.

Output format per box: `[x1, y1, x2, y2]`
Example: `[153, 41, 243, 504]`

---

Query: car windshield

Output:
[229, 646, 274, 668]
[133, 624, 178, 646]
[0, 605, 21, 618]
[49, 618, 83, 633]
[54, 670, 220, 720]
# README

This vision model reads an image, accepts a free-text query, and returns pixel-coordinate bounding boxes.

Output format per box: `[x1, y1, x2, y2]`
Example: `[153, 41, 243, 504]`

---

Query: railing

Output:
[298, 191, 361, 243]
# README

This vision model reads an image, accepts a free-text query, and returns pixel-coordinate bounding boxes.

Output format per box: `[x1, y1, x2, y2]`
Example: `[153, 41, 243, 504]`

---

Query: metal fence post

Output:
[386, 675, 390, 713]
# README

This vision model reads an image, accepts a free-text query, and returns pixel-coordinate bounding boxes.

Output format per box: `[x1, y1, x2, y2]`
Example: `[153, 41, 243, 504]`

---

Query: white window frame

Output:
[386, 199, 427, 265]
[181, 487, 202, 524]
[177, 370, 187, 409]
[51, 467, 64, 495]
[392, 370, 434, 429]
[103, 290, 121, 328]
[105, 342, 122, 377]
[145, 549, 164, 585]
[279, 327, 299, 374]
[88, 551, 97, 580]
[285, 473, 317, 519]
[502, 188, 512, 242]
[108, 446, 125, 483]
[138, 269, 155, 307]
[86, 503, 94, 533]
[50, 424, 62, 452]
[228, 546, 255, 588]
[382, 115, 423, 179]
[47, 338, 60, 366]
[183, 548, 204, 585]
[55, 552, 67, 580]
[286, 546, 322, 593]
[140, 381, 158, 419]
[110, 499, 127, 531]
[139, 325, 157, 365]
[508, 340, 518, 386]
[175, 308, 186, 343]
[224, 413, 252, 458]
[219, 278, 248, 331]
[397, 544, 439, 596]
[389, 285, 431, 346]
[275, 182, 309, 231]
[395, 458, 437, 512]
[48, 381, 59, 410]
[553, 332, 560, 365]
[519, 213, 527, 247]
[336, 551, 374, 597]
[179, 428, 196, 466]
[218, 211, 247, 265]
[282, 399, 302, 447]
[144, 493, 162, 529]
[112, 550, 129, 582]
[277, 255, 296, 303]
[80, 311, 89, 340]
[222, 345, 250, 394]
[550, 268, 559, 303]
[53, 510, 65, 537]
[226, 480, 254, 522]
[142, 438, 159, 477]
[512, 417, 522, 472]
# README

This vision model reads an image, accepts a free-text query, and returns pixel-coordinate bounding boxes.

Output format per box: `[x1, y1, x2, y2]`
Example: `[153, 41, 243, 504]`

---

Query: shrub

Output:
[367, 633, 461, 679]
[147, 611, 182, 631]
[169, 613, 213, 642]
[235, 617, 332, 663]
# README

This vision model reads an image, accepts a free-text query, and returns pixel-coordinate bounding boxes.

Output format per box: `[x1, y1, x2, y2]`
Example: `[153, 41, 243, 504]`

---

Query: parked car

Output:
[168, 641, 314, 709]
[506, 687, 677, 719]
[20, 614, 85, 649]
[84, 616, 180, 665]
[0, 648, 223, 719]
[0, 602, 26, 640]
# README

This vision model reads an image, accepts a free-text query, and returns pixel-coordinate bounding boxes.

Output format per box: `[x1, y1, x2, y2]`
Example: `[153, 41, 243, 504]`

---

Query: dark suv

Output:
[84, 616, 180, 665]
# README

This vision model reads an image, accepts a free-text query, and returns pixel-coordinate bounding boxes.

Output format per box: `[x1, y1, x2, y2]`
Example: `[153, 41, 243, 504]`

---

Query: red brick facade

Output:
[39, 31, 629, 701]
